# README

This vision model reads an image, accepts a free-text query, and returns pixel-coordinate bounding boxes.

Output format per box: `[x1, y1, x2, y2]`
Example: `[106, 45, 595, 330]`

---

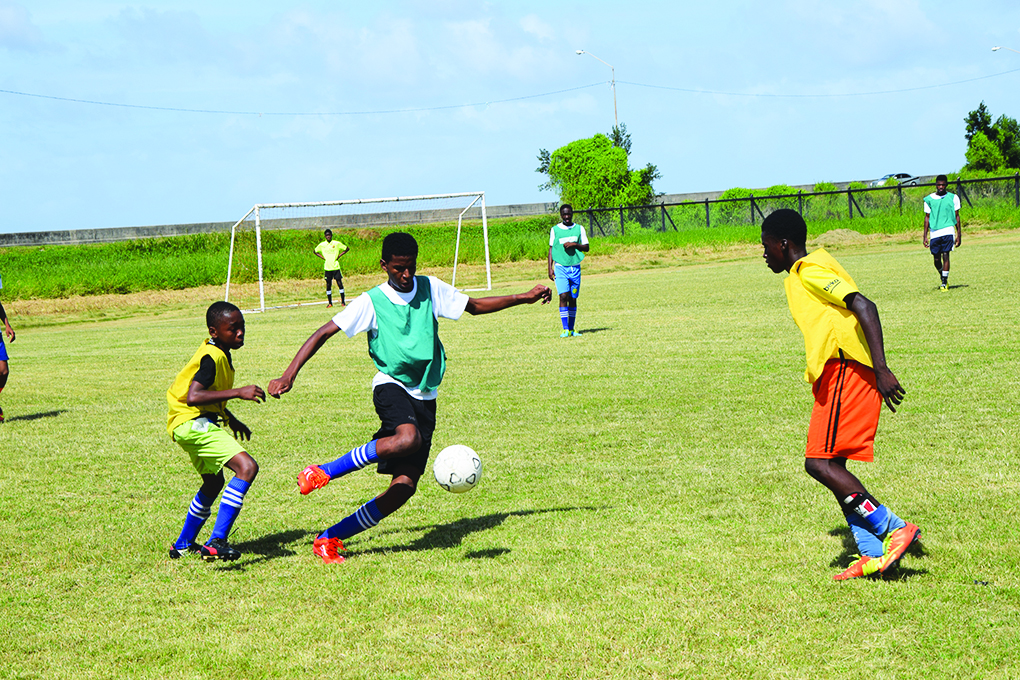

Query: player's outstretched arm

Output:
[268, 321, 343, 397]
[465, 285, 552, 315]
[845, 292, 905, 412]
[187, 382, 266, 407]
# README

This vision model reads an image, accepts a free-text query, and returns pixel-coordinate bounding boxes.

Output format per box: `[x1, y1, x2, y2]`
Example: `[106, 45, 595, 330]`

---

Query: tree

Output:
[536, 124, 660, 210]
[964, 102, 993, 143]
[963, 102, 1020, 171]
[964, 131, 1005, 172]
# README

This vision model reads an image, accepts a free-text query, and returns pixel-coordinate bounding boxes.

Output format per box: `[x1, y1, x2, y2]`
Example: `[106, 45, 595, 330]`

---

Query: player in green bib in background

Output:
[314, 229, 349, 307]
[548, 204, 589, 337]
[269, 232, 551, 564]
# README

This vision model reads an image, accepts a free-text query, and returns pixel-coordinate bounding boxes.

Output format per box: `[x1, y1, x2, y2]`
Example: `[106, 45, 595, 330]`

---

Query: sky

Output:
[2, 0, 1020, 233]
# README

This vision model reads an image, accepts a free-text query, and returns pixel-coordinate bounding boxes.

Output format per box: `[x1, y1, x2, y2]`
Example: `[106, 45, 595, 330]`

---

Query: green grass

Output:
[3, 202, 1020, 302]
[1, 235, 1018, 678]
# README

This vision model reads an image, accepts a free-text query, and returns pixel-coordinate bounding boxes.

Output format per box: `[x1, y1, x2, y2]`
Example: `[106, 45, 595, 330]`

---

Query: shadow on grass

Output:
[5, 410, 67, 422]
[574, 327, 611, 335]
[351, 505, 600, 558]
[827, 525, 929, 580]
[214, 506, 599, 571]
[214, 529, 314, 571]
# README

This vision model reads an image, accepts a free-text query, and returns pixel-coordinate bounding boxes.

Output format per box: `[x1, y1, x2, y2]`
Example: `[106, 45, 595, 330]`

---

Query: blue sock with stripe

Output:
[845, 512, 885, 558]
[209, 477, 251, 541]
[559, 307, 569, 330]
[842, 493, 905, 539]
[567, 306, 577, 331]
[321, 498, 385, 541]
[320, 440, 379, 478]
[174, 490, 213, 549]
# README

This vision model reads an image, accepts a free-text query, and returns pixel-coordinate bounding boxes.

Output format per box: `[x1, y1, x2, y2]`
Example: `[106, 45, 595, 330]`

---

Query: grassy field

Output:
[1, 233, 1018, 678]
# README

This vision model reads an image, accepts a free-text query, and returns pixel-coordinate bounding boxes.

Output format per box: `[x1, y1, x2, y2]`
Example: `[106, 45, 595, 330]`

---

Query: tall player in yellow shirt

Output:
[761, 209, 920, 581]
[314, 229, 350, 308]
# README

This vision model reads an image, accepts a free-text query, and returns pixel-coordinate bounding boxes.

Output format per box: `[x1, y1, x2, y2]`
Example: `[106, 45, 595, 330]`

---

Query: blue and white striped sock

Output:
[559, 307, 570, 330]
[320, 440, 379, 478]
[322, 498, 385, 541]
[174, 491, 212, 549]
[209, 477, 251, 541]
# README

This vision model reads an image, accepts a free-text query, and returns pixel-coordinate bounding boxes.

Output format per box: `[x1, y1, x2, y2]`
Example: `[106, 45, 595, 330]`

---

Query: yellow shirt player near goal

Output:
[314, 228, 350, 307]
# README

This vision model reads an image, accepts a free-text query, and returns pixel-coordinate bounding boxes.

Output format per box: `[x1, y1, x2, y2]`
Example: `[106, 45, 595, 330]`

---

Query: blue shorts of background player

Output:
[553, 263, 581, 299]
[929, 234, 954, 255]
[0, 340, 8, 362]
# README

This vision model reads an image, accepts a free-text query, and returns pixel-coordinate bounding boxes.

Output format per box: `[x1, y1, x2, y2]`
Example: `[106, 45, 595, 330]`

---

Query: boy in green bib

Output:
[268, 232, 551, 564]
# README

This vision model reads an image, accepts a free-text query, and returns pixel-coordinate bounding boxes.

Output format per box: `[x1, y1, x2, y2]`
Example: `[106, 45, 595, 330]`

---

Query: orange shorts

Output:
[806, 358, 881, 462]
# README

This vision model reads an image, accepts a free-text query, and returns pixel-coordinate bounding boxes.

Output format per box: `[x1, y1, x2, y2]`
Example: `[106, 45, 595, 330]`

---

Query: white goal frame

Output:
[225, 191, 491, 313]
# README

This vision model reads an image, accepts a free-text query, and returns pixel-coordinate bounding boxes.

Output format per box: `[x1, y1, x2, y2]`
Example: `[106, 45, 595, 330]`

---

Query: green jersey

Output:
[366, 276, 446, 393]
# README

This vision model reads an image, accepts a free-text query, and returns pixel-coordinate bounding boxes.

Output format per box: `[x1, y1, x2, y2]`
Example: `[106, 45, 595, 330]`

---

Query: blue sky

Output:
[2, 1, 1019, 233]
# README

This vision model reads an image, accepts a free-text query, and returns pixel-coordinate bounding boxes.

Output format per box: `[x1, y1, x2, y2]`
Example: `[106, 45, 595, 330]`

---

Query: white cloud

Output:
[520, 14, 555, 42]
[0, 1, 46, 51]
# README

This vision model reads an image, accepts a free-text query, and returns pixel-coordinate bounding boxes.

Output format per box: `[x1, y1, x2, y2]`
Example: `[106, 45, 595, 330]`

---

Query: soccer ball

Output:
[433, 445, 482, 493]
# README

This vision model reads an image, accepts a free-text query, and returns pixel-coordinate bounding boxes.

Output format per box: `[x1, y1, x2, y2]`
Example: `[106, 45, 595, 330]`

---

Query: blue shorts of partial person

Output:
[0, 340, 8, 362]
[929, 235, 955, 255]
[554, 263, 581, 298]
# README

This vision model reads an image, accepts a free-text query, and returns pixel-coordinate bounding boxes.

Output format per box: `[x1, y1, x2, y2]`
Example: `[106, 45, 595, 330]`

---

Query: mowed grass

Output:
[1, 234, 1018, 679]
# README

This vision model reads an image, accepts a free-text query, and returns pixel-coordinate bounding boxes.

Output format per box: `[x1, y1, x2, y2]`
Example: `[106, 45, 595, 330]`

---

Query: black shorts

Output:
[325, 270, 344, 289]
[372, 383, 437, 477]
[929, 235, 955, 255]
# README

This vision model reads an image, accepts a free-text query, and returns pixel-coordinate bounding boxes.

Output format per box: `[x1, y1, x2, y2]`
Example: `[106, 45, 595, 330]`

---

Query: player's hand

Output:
[228, 416, 253, 441]
[524, 285, 552, 305]
[955, 235, 962, 247]
[4, 324, 14, 343]
[238, 384, 265, 403]
[922, 235, 929, 248]
[267, 376, 293, 398]
[875, 367, 905, 413]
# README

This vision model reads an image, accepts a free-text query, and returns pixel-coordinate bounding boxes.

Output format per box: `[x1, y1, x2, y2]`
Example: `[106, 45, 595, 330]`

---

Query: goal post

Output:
[225, 191, 491, 313]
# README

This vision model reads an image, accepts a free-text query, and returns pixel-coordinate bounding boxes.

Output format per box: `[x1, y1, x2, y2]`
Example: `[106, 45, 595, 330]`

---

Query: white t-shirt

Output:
[331, 276, 470, 400]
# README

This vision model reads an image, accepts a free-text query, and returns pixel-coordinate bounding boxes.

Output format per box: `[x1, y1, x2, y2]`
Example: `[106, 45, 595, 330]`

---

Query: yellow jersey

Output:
[166, 341, 235, 436]
[783, 249, 872, 383]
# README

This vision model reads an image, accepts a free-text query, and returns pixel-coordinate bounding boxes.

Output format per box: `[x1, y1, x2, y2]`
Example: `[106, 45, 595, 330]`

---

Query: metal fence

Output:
[576, 174, 1020, 237]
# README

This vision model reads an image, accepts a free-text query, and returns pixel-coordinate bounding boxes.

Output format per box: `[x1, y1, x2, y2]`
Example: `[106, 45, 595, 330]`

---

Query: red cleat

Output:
[878, 522, 920, 573]
[312, 536, 346, 564]
[297, 465, 331, 495]
[833, 555, 881, 581]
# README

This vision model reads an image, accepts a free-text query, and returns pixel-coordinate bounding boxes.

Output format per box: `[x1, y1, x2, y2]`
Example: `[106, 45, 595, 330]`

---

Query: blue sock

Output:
[321, 498, 385, 541]
[568, 307, 576, 331]
[559, 307, 569, 330]
[843, 493, 905, 538]
[209, 477, 250, 541]
[320, 440, 379, 478]
[174, 490, 212, 549]
[845, 512, 885, 558]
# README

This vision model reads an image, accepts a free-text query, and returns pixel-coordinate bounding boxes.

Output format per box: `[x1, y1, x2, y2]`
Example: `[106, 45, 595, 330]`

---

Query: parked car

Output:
[869, 173, 920, 187]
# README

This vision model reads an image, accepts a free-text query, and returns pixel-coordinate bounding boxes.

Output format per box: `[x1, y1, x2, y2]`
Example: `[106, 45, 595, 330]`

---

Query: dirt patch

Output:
[809, 229, 872, 247]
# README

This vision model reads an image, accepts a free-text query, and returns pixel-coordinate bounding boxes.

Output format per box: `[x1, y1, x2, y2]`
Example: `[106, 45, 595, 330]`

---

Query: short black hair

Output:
[381, 232, 418, 262]
[761, 209, 807, 247]
[324, 228, 332, 236]
[207, 301, 241, 328]
[560, 203, 573, 213]
[936, 174, 948, 183]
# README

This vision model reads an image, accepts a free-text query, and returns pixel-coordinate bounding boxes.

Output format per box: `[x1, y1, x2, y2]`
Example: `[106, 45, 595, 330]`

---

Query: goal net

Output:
[225, 191, 491, 313]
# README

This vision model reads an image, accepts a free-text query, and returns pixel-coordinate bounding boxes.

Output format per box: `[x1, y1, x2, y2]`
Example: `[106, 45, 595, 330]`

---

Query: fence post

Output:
[1015, 173, 1019, 208]
[705, 199, 710, 228]
[750, 194, 756, 226]
[898, 184, 903, 215]
[619, 206, 625, 236]
[798, 191, 803, 215]
[847, 187, 852, 220]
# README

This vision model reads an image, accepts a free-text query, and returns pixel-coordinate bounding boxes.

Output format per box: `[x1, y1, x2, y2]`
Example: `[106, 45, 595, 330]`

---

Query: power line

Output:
[0, 82, 605, 115]
[619, 67, 1020, 98]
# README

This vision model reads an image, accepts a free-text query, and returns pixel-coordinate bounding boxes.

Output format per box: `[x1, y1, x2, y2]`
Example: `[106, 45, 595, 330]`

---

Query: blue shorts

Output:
[0, 340, 7, 362]
[929, 235, 955, 255]
[554, 263, 581, 298]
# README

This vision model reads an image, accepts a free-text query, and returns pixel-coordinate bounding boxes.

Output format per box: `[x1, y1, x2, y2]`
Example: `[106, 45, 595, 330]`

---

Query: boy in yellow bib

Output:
[760, 209, 920, 580]
[166, 301, 265, 561]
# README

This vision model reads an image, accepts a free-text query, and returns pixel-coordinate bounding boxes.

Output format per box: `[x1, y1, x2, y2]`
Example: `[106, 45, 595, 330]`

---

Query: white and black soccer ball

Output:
[433, 445, 482, 493]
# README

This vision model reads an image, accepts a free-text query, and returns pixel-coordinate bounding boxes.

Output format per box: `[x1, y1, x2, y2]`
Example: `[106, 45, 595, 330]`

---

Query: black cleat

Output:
[169, 542, 202, 559]
[201, 538, 241, 562]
